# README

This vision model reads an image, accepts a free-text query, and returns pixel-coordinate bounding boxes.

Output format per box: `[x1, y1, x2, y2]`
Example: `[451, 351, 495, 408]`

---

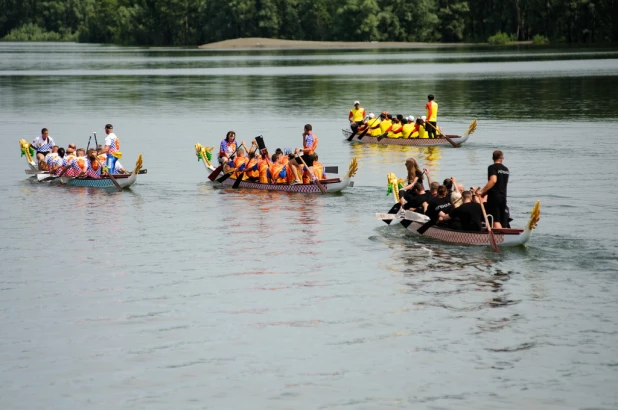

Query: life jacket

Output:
[426, 101, 438, 122]
[402, 123, 415, 138]
[379, 119, 392, 135]
[303, 162, 324, 184]
[64, 157, 87, 177]
[303, 134, 318, 155]
[418, 124, 428, 139]
[366, 118, 381, 136]
[232, 156, 248, 179]
[244, 157, 260, 179]
[388, 123, 403, 138]
[86, 160, 101, 178]
[349, 107, 365, 122]
[269, 162, 288, 184]
[258, 158, 270, 183]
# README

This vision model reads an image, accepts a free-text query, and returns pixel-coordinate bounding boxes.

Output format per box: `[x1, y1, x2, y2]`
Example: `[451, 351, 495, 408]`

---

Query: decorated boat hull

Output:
[195, 143, 357, 194]
[342, 129, 469, 146]
[20, 139, 143, 190]
[385, 204, 540, 247]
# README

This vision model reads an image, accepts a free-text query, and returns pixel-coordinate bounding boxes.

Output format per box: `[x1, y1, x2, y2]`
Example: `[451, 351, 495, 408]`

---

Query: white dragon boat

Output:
[195, 143, 357, 194]
[20, 139, 144, 190]
[342, 119, 476, 147]
[377, 172, 541, 248]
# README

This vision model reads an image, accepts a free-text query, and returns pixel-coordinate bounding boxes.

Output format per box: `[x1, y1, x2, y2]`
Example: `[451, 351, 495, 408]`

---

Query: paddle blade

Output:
[216, 172, 233, 183]
[232, 173, 244, 189]
[357, 130, 369, 140]
[108, 174, 123, 191]
[208, 165, 223, 181]
[417, 219, 436, 235]
[346, 131, 357, 142]
[315, 179, 328, 195]
[488, 230, 500, 253]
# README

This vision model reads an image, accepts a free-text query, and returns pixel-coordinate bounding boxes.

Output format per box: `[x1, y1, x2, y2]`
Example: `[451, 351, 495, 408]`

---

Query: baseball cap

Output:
[368, 113, 375, 118]
[407, 116, 414, 121]
[354, 101, 360, 105]
[421, 116, 426, 121]
[105, 124, 113, 130]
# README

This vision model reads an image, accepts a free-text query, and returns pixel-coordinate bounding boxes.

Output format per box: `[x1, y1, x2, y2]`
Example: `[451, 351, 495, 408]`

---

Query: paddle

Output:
[476, 192, 500, 253]
[424, 121, 460, 148]
[209, 139, 242, 181]
[296, 154, 327, 194]
[216, 141, 246, 183]
[93, 132, 122, 191]
[232, 143, 258, 189]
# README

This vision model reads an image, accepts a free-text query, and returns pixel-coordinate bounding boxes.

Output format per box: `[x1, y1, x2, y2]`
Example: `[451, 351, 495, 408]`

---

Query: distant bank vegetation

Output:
[1, 0, 616, 46]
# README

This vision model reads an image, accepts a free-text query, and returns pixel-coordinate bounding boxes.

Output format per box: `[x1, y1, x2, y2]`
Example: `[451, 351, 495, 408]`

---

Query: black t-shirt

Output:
[408, 170, 424, 187]
[449, 202, 483, 231]
[487, 163, 509, 200]
[403, 191, 431, 211]
[425, 196, 452, 220]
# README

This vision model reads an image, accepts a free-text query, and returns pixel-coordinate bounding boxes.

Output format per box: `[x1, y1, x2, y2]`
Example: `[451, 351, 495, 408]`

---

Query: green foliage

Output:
[2, 23, 76, 41]
[487, 31, 511, 45]
[0, 0, 616, 45]
[532, 34, 549, 45]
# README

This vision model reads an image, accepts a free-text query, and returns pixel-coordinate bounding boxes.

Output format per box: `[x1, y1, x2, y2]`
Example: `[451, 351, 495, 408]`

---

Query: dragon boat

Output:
[20, 139, 144, 190]
[377, 172, 541, 248]
[342, 119, 476, 147]
[195, 143, 357, 194]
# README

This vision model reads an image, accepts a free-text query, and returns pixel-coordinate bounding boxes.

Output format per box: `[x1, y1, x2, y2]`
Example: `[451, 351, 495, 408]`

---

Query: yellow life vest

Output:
[426, 101, 438, 122]
[388, 123, 403, 138]
[368, 118, 382, 136]
[350, 107, 365, 122]
[402, 123, 414, 138]
[379, 119, 392, 135]
[419, 124, 428, 139]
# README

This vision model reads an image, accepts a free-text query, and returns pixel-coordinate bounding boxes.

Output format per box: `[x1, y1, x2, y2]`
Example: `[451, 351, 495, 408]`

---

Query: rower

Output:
[268, 153, 290, 184]
[387, 117, 403, 138]
[86, 149, 102, 178]
[418, 117, 428, 139]
[378, 112, 392, 136]
[244, 148, 260, 181]
[438, 190, 483, 231]
[348, 101, 366, 131]
[289, 124, 319, 185]
[31, 128, 56, 162]
[231, 144, 249, 179]
[365, 112, 381, 137]
[401, 183, 432, 213]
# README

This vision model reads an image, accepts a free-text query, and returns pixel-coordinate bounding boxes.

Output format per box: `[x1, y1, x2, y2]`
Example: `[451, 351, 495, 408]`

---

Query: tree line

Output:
[1, 0, 616, 45]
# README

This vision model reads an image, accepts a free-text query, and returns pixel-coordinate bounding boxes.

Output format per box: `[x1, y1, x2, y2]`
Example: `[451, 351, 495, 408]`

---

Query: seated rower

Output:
[418, 117, 428, 139]
[231, 144, 249, 179]
[243, 148, 260, 181]
[63, 148, 88, 177]
[378, 112, 392, 137]
[86, 149, 102, 178]
[268, 153, 291, 184]
[438, 190, 483, 231]
[423, 185, 453, 223]
[49, 148, 66, 175]
[387, 117, 404, 138]
[401, 183, 432, 213]
[364, 112, 381, 137]
[302, 152, 325, 184]
[257, 148, 272, 184]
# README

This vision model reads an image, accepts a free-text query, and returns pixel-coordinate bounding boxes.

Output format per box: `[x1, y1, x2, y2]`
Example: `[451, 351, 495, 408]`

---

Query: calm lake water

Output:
[1, 42, 618, 409]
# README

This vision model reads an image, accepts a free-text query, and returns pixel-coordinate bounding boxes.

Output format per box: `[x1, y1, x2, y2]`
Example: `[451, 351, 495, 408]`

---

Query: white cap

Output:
[421, 115, 426, 121]
[407, 115, 414, 121]
[368, 112, 375, 118]
[354, 101, 360, 105]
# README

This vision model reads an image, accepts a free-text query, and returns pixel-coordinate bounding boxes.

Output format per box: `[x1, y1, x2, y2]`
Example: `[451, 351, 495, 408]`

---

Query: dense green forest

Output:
[1, 0, 616, 45]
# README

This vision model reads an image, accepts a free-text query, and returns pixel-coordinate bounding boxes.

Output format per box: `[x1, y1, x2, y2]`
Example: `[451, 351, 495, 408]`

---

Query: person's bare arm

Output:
[479, 175, 497, 196]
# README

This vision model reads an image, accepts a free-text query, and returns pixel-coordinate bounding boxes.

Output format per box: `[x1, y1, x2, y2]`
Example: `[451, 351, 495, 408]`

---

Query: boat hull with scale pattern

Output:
[342, 128, 470, 146]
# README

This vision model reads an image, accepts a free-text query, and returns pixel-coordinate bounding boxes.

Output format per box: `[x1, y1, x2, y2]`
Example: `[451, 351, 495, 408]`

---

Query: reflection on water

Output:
[2, 44, 618, 409]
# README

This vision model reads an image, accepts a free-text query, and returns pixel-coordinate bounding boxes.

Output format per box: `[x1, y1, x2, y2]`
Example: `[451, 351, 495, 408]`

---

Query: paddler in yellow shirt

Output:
[379, 112, 392, 136]
[387, 117, 404, 138]
[402, 116, 416, 138]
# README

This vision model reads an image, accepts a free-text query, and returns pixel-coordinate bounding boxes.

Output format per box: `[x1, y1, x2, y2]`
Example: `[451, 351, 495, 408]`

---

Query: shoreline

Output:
[198, 37, 532, 50]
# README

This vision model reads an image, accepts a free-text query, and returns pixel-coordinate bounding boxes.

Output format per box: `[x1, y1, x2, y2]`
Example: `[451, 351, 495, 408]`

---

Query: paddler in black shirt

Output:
[478, 150, 510, 228]
[423, 185, 453, 222]
[400, 183, 432, 212]
[439, 190, 484, 231]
